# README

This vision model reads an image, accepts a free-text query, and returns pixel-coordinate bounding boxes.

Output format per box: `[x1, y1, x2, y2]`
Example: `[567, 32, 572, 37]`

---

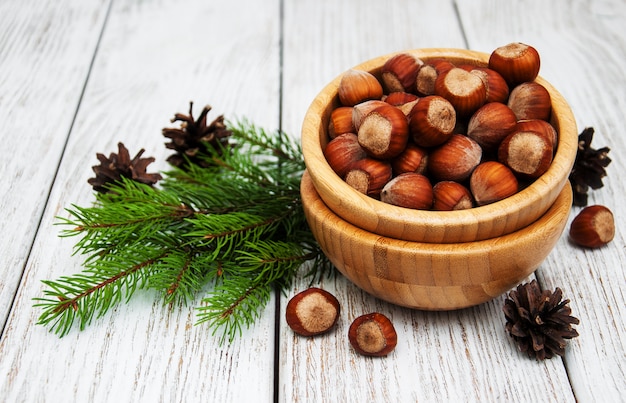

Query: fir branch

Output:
[196, 277, 272, 345]
[36, 116, 331, 342]
[34, 247, 169, 336]
[196, 240, 316, 343]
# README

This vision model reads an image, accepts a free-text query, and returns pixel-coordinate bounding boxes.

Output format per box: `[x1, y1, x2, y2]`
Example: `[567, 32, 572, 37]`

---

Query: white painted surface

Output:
[1, 0, 624, 401]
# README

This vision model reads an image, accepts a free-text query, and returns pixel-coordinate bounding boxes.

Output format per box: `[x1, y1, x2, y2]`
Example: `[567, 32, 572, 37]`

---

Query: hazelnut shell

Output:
[348, 312, 398, 357]
[569, 205, 615, 248]
[285, 287, 340, 336]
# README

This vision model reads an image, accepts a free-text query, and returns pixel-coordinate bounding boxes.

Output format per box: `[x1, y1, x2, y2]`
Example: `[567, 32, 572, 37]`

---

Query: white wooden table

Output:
[1, 0, 624, 401]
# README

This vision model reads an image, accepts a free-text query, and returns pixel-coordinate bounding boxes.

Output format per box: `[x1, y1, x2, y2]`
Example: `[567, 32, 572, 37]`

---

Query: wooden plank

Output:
[456, 0, 626, 400]
[0, 0, 282, 401]
[280, 0, 575, 401]
[0, 0, 110, 329]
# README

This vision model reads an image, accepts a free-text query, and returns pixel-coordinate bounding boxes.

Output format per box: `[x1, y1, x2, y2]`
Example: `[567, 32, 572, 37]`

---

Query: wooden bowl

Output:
[301, 171, 572, 310]
[301, 48, 578, 243]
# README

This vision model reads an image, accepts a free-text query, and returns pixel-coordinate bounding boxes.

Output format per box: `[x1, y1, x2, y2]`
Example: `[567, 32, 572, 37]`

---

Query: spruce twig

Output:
[34, 117, 331, 342]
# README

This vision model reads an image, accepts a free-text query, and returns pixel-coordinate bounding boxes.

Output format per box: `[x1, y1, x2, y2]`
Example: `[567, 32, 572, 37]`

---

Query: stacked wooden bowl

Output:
[301, 48, 578, 310]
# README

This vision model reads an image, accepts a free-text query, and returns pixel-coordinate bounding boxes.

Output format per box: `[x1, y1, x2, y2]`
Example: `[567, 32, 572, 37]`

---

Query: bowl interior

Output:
[301, 171, 573, 310]
[301, 48, 578, 243]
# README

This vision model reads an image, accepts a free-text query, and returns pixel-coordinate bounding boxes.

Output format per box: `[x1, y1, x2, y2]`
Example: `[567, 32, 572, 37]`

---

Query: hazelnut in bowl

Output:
[300, 46, 577, 310]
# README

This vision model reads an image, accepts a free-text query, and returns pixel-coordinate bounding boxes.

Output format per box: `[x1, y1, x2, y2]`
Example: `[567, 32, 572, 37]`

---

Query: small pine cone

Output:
[88, 142, 162, 193]
[162, 101, 232, 169]
[568, 127, 611, 207]
[503, 280, 580, 360]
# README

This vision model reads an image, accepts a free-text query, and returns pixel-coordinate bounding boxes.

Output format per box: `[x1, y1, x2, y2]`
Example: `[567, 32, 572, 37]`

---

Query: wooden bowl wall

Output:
[301, 48, 578, 243]
[301, 171, 573, 310]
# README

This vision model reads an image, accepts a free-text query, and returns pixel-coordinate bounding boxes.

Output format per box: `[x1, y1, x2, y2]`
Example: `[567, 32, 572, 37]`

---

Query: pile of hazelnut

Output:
[324, 42, 558, 210]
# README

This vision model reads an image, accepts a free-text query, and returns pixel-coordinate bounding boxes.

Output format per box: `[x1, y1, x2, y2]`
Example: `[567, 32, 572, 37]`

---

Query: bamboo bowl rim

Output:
[301, 48, 578, 243]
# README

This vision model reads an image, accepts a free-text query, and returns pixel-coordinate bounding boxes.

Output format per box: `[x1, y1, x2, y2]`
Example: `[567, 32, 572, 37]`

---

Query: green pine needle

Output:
[34, 118, 331, 342]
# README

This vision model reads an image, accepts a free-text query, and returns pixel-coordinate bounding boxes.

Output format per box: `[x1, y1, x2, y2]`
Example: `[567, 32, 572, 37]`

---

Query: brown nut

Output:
[507, 81, 552, 121]
[569, 205, 615, 248]
[352, 100, 388, 131]
[469, 67, 510, 104]
[434, 67, 487, 118]
[357, 104, 409, 160]
[470, 161, 519, 206]
[391, 142, 429, 176]
[384, 92, 420, 116]
[328, 106, 356, 139]
[408, 95, 456, 148]
[324, 133, 367, 178]
[415, 59, 455, 96]
[428, 134, 482, 182]
[515, 119, 558, 150]
[286, 287, 340, 337]
[498, 129, 553, 179]
[380, 172, 433, 210]
[381, 53, 423, 93]
[344, 157, 392, 197]
[432, 181, 474, 211]
[348, 313, 397, 357]
[467, 102, 518, 153]
[488, 42, 541, 86]
[338, 69, 384, 106]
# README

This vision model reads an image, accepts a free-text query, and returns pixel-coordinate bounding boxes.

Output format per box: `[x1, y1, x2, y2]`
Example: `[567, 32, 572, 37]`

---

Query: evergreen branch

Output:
[228, 118, 302, 163]
[35, 116, 331, 341]
[34, 247, 169, 337]
[196, 277, 271, 345]
[195, 240, 315, 343]
[147, 249, 216, 305]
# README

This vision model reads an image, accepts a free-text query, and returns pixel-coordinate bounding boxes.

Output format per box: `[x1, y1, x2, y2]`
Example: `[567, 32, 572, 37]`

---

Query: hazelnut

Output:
[357, 104, 409, 159]
[434, 67, 487, 117]
[432, 181, 474, 211]
[569, 205, 615, 248]
[467, 102, 518, 153]
[408, 95, 456, 147]
[286, 287, 340, 336]
[380, 172, 433, 210]
[381, 53, 423, 93]
[384, 92, 420, 116]
[348, 312, 397, 357]
[498, 129, 553, 179]
[469, 67, 510, 104]
[515, 119, 558, 150]
[507, 81, 552, 121]
[324, 133, 367, 178]
[352, 100, 388, 131]
[338, 69, 384, 106]
[328, 106, 356, 139]
[344, 157, 392, 197]
[391, 143, 429, 176]
[415, 59, 455, 96]
[488, 42, 541, 86]
[470, 161, 519, 206]
[428, 134, 482, 182]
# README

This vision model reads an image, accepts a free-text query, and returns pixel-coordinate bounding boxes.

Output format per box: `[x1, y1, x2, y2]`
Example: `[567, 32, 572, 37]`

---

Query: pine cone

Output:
[162, 101, 232, 168]
[503, 280, 580, 360]
[88, 142, 162, 193]
[569, 127, 611, 207]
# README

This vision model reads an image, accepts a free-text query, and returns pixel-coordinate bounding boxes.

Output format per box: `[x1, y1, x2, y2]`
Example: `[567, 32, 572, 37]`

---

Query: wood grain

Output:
[457, 0, 626, 400]
[0, 0, 110, 331]
[0, 0, 281, 401]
